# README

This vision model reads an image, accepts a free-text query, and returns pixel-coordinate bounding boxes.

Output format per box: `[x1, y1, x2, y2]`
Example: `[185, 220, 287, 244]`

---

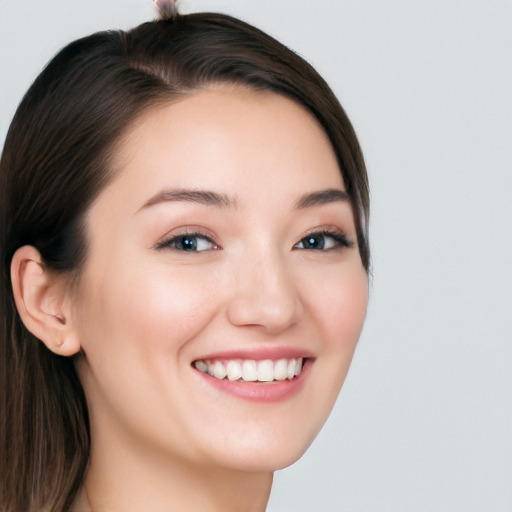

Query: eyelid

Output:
[293, 228, 354, 250]
[153, 225, 353, 252]
[154, 228, 220, 251]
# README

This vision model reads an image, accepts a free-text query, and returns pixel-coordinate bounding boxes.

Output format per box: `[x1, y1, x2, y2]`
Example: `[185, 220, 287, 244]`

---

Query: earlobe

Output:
[10, 245, 81, 356]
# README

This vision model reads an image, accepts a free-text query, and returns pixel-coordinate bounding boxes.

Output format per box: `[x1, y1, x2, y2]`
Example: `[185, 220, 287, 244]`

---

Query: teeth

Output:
[241, 360, 258, 381]
[195, 360, 208, 373]
[274, 359, 288, 381]
[212, 361, 227, 380]
[195, 357, 304, 383]
[226, 360, 242, 381]
[287, 359, 296, 379]
[257, 360, 274, 382]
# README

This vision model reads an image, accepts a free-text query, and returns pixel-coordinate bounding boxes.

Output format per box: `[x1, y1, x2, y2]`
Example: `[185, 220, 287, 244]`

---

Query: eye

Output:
[155, 232, 218, 252]
[294, 231, 353, 251]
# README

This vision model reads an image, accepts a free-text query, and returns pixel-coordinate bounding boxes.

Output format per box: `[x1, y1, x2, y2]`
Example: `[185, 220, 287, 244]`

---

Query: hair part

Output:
[0, 13, 369, 511]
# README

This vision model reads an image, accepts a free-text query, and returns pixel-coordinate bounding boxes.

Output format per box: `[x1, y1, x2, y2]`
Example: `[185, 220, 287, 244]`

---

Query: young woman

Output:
[0, 2, 370, 511]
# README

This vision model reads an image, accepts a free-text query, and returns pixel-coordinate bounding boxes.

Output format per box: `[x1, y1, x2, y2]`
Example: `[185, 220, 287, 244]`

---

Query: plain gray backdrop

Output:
[1, 1, 511, 511]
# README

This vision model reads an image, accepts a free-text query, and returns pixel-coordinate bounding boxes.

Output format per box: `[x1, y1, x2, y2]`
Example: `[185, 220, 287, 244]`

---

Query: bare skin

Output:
[12, 85, 368, 511]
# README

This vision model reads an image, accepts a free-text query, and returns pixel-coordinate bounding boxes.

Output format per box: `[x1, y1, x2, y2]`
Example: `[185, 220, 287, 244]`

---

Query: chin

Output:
[219, 448, 309, 474]
[198, 421, 322, 474]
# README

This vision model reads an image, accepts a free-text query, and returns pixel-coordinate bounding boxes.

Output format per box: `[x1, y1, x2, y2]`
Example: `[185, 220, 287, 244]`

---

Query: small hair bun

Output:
[154, 0, 179, 21]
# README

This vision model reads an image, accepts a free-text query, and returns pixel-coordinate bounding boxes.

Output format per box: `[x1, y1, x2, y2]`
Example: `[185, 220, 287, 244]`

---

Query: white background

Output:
[1, 1, 511, 510]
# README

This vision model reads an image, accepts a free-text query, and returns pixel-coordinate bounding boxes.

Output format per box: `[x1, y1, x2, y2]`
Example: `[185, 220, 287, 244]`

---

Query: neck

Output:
[84, 431, 273, 512]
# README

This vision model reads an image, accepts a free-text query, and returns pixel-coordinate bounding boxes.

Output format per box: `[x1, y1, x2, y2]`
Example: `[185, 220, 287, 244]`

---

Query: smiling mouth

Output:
[193, 358, 304, 383]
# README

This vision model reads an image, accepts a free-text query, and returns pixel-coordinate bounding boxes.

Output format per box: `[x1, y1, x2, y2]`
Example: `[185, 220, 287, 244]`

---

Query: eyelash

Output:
[155, 229, 353, 253]
[293, 230, 354, 251]
[154, 231, 218, 252]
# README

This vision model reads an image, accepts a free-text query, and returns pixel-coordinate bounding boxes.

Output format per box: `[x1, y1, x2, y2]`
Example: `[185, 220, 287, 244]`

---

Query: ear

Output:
[10, 245, 81, 356]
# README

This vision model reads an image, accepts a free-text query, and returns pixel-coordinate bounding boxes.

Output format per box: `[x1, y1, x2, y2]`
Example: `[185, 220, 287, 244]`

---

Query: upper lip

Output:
[193, 346, 315, 362]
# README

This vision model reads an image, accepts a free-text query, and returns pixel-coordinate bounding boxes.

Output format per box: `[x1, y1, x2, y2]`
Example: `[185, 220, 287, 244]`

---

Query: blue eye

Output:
[294, 231, 352, 251]
[156, 233, 217, 252]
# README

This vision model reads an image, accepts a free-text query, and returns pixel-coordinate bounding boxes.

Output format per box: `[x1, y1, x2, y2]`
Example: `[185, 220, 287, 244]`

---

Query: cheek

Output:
[123, 273, 217, 347]
[73, 262, 226, 448]
[335, 271, 368, 345]
[309, 264, 368, 348]
[82, 262, 221, 353]
[305, 264, 368, 394]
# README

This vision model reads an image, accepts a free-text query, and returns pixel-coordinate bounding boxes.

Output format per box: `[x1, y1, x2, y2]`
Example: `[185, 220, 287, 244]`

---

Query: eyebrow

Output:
[140, 189, 236, 211]
[139, 187, 349, 212]
[294, 188, 350, 209]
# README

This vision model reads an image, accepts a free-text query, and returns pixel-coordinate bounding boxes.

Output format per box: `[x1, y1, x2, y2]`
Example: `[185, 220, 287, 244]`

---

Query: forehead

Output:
[104, 85, 344, 210]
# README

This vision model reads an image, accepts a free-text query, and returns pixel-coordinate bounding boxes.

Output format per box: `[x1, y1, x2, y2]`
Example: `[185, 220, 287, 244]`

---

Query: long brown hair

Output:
[0, 12, 369, 511]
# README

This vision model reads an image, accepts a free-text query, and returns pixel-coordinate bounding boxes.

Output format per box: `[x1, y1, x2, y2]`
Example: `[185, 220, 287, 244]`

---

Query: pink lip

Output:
[194, 346, 315, 362]
[192, 357, 314, 403]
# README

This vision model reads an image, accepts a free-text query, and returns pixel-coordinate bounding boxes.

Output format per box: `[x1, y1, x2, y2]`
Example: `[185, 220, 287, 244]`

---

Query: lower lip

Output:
[194, 359, 313, 403]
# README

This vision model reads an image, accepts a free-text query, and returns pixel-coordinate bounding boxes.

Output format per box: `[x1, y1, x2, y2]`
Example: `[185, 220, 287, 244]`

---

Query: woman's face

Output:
[73, 85, 368, 473]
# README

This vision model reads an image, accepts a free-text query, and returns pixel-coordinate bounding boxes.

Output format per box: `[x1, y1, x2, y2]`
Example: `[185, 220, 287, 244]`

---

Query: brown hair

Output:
[0, 12, 369, 512]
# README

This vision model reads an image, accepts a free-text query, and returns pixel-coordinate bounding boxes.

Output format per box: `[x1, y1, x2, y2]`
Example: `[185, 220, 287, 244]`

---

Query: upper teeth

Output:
[194, 358, 304, 382]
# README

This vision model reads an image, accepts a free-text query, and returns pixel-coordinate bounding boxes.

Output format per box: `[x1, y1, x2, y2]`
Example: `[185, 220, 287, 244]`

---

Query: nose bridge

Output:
[226, 242, 303, 333]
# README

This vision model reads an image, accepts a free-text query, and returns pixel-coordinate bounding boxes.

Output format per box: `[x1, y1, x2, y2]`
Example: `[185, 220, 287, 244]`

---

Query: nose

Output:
[226, 247, 304, 334]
